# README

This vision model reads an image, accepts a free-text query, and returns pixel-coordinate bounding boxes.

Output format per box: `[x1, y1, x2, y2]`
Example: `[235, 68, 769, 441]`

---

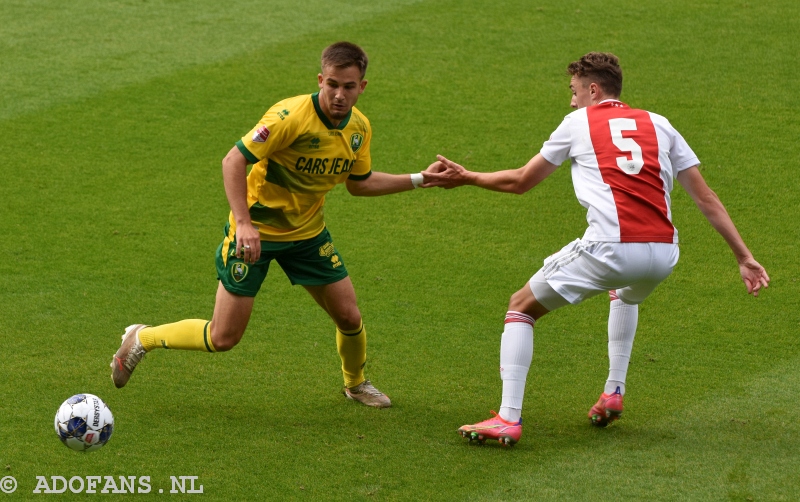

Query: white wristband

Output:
[410, 172, 424, 189]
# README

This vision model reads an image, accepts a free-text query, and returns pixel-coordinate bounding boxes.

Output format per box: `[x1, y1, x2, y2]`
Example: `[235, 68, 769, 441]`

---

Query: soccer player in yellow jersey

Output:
[111, 42, 433, 408]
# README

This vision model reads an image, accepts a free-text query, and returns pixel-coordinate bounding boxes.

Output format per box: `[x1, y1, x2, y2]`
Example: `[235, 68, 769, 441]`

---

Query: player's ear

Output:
[359, 79, 368, 93]
[590, 82, 603, 102]
[318, 73, 324, 88]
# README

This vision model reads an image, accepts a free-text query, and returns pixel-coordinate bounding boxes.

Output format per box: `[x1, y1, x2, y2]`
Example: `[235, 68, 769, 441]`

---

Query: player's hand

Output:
[419, 160, 445, 188]
[738, 257, 770, 297]
[235, 223, 261, 265]
[421, 155, 472, 189]
[423, 160, 446, 174]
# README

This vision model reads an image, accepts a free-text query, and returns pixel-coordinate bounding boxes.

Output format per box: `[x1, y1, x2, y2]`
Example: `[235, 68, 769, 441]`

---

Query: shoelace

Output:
[123, 339, 147, 371]
[356, 381, 383, 395]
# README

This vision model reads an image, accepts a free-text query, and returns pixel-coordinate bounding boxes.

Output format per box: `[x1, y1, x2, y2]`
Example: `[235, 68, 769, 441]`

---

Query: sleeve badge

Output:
[252, 126, 271, 143]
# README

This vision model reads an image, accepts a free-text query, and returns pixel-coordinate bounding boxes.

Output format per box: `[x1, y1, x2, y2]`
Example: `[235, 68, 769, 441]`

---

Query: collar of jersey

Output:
[597, 99, 627, 107]
[311, 92, 352, 130]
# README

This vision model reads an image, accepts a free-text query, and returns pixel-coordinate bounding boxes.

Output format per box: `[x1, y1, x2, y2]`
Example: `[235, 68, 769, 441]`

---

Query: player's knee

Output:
[333, 310, 362, 332]
[209, 325, 244, 352]
[508, 288, 533, 312]
[211, 338, 238, 352]
[508, 285, 549, 319]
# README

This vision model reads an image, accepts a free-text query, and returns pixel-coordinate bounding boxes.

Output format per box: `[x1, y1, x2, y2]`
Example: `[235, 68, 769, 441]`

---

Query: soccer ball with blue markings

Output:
[54, 394, 114, 452]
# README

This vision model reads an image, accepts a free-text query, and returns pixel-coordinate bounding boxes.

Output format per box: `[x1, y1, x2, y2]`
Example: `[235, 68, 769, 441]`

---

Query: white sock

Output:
[499, 312, 534, 423]
[605, 295, 638, 396]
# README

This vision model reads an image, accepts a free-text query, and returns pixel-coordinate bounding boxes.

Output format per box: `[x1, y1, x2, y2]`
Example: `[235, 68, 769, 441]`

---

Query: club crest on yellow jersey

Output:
[350, 133, 364, 153]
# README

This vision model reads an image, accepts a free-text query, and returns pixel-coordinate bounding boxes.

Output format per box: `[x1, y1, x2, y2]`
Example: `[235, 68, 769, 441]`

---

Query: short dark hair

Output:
[567, 52, 623, 98]
[321, 42, 368, 79]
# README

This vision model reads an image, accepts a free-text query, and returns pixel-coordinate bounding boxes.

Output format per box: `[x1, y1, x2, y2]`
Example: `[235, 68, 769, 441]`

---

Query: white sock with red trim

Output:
[499, 311, 534, 423]
[605, 292, 638, 396]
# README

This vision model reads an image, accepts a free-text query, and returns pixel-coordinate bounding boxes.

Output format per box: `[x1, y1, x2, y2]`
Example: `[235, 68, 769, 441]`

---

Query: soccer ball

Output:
[54, 394, 114, 452]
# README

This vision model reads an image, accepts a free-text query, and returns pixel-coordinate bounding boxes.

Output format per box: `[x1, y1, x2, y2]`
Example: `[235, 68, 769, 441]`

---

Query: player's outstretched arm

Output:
[222, 146, 261, 264]
[422, 154, 558, 194]
[677, 166, 770, 296]
[345, 162, 440, 196]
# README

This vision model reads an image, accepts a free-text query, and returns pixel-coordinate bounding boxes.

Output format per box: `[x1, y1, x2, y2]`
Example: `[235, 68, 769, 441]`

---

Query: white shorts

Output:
[529, 239, 679, 310]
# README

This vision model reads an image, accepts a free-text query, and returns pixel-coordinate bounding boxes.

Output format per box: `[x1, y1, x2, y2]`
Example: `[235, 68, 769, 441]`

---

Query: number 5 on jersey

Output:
[609, 118, 644, 175]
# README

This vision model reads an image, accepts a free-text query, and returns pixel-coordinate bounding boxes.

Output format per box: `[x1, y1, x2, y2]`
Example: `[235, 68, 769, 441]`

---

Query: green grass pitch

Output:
[1, 0, 799, 500]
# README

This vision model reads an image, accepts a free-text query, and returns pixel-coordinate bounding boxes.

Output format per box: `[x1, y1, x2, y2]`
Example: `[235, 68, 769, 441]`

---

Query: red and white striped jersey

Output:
[540, 100, 699, 243]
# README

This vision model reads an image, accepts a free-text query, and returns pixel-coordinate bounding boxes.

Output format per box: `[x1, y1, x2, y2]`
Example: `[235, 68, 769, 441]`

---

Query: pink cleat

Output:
[458, 411, 522, 446]
[588, 388, 624, 427]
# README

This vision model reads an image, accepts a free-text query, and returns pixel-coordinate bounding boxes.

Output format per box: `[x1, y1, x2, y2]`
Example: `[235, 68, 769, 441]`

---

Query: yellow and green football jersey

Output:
[233, 92, 372, 242]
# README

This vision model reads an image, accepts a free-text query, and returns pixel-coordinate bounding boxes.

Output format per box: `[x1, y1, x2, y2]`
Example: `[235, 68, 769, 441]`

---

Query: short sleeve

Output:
[238, 100, 297, 163]
[539, 115, 573, 166]
[668, 126, 700, 173]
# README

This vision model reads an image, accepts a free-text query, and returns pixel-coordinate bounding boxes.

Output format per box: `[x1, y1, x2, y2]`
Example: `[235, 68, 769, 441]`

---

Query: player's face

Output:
[570, 75, 593, 109]
[317, 65, 367, 124]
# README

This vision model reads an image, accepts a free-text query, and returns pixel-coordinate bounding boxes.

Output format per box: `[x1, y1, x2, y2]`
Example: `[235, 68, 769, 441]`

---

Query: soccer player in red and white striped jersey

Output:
[425, 52, 769, 445]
